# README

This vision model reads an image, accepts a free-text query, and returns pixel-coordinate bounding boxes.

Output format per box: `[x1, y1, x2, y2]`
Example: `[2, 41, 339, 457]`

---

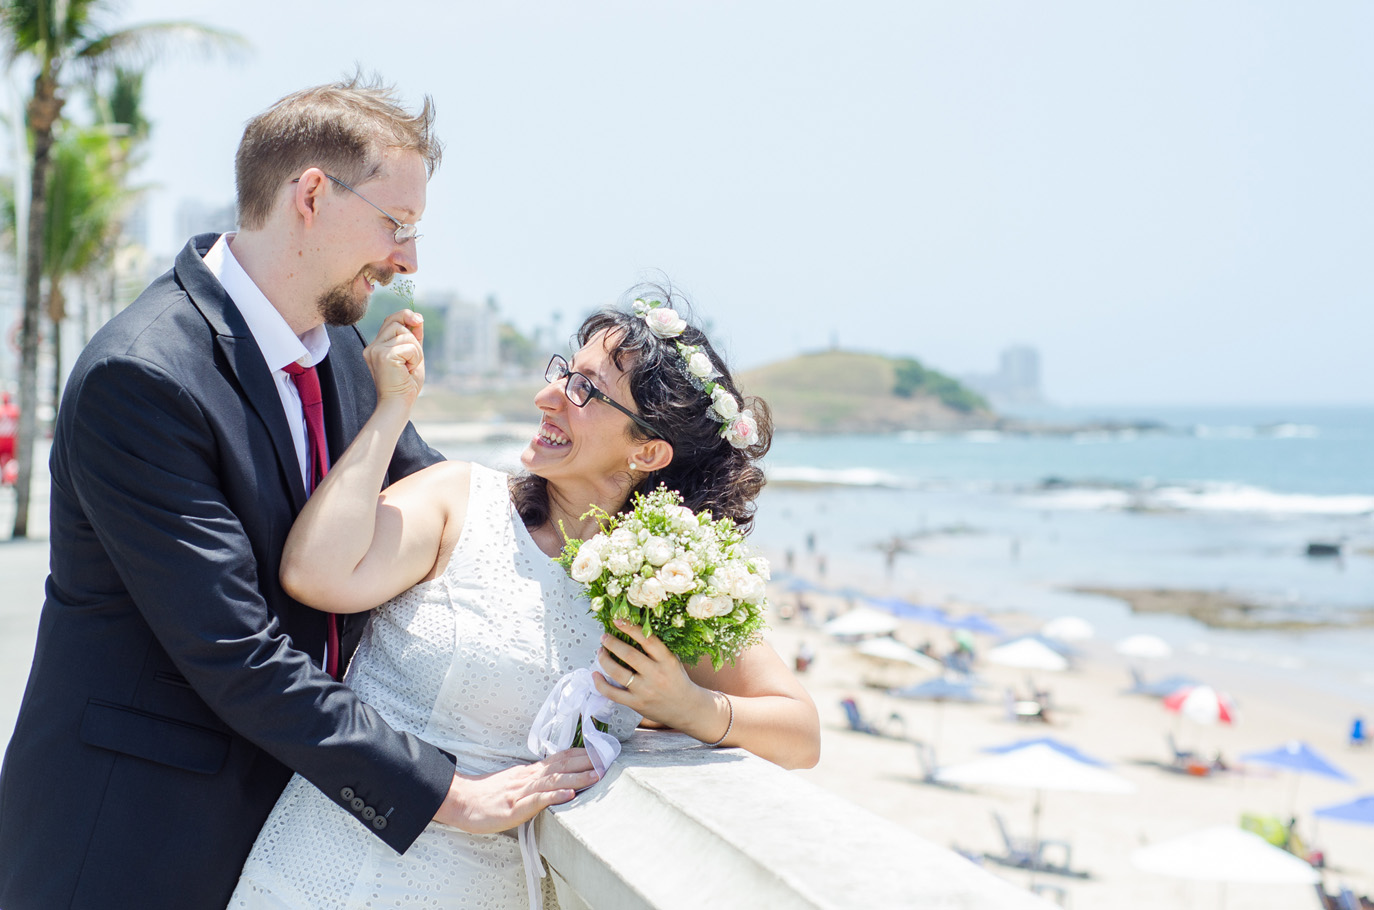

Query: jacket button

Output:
[341, 787, 355, 801]
[351, 797, 366, 812]
[361, 805, 376, 821]
[372, 816, 388, 830]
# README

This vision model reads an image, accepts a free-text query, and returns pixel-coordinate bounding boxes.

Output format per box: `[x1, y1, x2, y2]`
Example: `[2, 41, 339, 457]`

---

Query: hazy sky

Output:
[15, 1, 1373, 405]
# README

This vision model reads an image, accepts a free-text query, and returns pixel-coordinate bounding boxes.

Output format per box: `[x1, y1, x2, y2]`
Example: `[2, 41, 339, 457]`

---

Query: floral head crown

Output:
[632, 298, 760, 449]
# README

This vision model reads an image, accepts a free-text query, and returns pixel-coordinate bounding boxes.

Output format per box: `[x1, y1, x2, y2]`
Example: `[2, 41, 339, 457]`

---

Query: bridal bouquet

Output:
[559, 485, 770, 669]
[527, 487, 769, 774]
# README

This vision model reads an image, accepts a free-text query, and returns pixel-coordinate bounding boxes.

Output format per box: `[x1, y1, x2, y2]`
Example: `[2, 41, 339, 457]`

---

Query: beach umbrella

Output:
[981, 736, 1110, 768]
[1041, 616, 1094, 643]
[944, 614, 1004, 636]
[1125, 672, 1202, 698]
[935, 743, 1134, 887]
[1313, 795, 1374, 827]
[985, 637, 1069, 672]
[865, 597, 949, 625]
[854, 637, 943, 672]
[1131, 826, 1320, 894]
[822, 606, 899, 639]
[889, 676, 981, 702]
[1116, 633, 1173, 661]
[1163, 685, 1237, 726]
[1240, 741, 1354, 816]
[782, 576, 821, 593]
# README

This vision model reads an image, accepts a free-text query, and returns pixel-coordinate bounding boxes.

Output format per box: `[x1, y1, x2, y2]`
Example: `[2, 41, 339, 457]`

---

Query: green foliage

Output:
[892, 357, 988, 413]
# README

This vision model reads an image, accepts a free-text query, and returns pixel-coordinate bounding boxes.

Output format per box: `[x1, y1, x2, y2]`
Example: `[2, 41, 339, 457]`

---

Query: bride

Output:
[229, 289, 820, 909]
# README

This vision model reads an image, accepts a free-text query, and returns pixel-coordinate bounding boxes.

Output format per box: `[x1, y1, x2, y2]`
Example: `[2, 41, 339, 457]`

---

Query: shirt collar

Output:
[203, 232, 330, 370]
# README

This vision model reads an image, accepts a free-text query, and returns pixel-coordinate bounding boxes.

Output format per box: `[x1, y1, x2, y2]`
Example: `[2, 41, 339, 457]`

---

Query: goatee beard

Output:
[317, 267, 395, 326]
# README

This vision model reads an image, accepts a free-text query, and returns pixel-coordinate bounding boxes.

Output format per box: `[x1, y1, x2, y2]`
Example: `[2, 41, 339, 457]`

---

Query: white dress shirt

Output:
[202, 233, 331, 490]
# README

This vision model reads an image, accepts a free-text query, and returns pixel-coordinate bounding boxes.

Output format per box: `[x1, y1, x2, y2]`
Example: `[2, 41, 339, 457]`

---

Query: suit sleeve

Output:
[66, 354, 453, 853]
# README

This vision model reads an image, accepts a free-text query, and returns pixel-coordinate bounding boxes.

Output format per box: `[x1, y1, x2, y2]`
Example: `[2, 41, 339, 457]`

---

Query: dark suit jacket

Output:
[0, 234, 456, 909]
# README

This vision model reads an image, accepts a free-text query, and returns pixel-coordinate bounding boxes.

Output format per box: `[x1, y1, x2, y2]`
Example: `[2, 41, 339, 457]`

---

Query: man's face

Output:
[313, 148, 426, 326]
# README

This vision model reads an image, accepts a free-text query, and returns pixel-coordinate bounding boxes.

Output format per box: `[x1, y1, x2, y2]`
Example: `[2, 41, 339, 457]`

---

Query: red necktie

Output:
[282, 361, 340, 680]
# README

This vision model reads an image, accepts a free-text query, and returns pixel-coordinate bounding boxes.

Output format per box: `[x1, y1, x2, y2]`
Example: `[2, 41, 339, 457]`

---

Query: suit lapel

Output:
[177, 235, 309, 512]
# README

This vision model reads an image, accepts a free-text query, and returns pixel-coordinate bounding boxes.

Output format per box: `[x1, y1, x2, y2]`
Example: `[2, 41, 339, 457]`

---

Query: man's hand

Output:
[365, 309, 425, 406]
[432, 748, 600, 833]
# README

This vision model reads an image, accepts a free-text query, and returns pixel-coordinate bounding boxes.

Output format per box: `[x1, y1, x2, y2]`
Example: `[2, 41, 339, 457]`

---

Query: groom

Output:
[0, 76, 583, 910]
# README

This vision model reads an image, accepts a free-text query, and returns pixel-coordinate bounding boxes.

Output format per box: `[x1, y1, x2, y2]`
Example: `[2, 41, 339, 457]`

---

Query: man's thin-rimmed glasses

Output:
[293, 173, 422, 243]
[545, 354, 660, 438]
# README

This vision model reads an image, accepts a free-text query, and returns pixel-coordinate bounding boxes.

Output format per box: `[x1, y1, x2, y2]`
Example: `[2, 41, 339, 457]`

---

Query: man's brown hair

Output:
[234, 71, 441, 230]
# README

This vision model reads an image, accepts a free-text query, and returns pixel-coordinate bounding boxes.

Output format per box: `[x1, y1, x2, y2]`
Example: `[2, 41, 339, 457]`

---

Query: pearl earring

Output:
[628, 460, 638, 470]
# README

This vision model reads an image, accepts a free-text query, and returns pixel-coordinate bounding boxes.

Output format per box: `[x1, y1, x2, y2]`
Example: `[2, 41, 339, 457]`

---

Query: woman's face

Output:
[520, 328, 648, 492]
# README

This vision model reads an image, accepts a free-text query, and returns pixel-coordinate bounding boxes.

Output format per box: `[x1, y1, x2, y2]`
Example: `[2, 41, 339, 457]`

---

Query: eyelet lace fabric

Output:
[229, 465, 639, 909]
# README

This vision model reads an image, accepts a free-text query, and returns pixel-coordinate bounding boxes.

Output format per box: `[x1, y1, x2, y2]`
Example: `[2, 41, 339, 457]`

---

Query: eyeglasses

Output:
[545, 354, 660, 438]
[293, 173, 422, 243]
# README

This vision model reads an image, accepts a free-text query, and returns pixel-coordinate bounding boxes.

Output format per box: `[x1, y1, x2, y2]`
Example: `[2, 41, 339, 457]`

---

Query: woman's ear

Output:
[632, 439, 674, 473]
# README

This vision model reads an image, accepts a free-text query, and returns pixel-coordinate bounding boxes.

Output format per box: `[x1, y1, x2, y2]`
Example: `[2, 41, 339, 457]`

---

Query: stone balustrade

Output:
[534, 730, 1055, 909]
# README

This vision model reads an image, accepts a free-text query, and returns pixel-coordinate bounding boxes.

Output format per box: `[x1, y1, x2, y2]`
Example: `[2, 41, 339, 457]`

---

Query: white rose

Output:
[644, 306, 688, 339]
[736, 574, 767, 605]
[721, 410, 760, 449]
[610, 528, 636, 548]
[606, 578, 623, 597]
[607, 551, 632, 576]
[629, 576, 667, 609]
[570, 548, 603, 584]
[687, 351, 716, 380]
[643, 536, 674, 566]
[708, 563, 743, 597]
[657, 559, 697, 595]
[709, 387, 740, 420]
[687, 593, 715, 619]
[710, 594, 737, 618]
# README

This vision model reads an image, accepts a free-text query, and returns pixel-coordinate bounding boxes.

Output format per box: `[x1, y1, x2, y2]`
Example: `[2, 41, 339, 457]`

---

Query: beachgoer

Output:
[229, 292, 820, 907]
[0, 76, 572, 910]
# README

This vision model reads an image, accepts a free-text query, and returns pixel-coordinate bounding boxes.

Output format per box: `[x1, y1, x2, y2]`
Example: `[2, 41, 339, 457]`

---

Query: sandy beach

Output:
[765, 574, 1374, 909]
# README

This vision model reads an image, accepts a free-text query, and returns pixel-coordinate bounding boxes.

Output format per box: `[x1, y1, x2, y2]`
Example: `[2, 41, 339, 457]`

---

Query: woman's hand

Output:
[433, 748, 600, 834]
[592, 620, 726, 743]
[365, 309, 425, 406]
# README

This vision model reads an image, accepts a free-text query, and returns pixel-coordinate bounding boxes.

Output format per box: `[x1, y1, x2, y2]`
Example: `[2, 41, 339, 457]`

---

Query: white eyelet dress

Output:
[228, 464, 638, 910]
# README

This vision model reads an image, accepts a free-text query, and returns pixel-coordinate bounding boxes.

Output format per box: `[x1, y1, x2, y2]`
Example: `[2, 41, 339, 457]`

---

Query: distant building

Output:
[429, 292, 501, 378]
[961, 345, 1045, 409]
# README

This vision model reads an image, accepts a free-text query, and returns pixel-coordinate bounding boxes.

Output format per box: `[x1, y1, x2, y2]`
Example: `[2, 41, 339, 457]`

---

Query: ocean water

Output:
[436, 405, 1374, 705]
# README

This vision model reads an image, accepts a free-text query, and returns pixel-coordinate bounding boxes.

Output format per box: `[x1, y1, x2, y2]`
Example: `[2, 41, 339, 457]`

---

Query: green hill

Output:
[738, 350, 994, 433]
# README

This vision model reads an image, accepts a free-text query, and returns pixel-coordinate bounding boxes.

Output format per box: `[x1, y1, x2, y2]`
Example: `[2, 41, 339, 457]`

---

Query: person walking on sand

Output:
[0, 75, 593, 910]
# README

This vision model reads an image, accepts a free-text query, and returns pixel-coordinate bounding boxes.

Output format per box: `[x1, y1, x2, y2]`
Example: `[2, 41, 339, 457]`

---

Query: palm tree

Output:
[0, 1, 245, 537]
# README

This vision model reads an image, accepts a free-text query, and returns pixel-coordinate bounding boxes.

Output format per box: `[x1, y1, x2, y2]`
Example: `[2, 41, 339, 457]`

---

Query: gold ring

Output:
[625, 673, 635, 690]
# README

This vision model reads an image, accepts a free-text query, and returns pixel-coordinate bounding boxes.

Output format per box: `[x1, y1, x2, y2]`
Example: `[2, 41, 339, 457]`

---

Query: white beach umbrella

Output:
[854, 637, 943, 672]
[1131, 825, 1320, 885]
[936, 743, 1134, 887]
[986, 638, 1070, 672]
[1041, 616, 1094, 643]
[1116, 633, 1173, 661]
[822, 606, 900, 639]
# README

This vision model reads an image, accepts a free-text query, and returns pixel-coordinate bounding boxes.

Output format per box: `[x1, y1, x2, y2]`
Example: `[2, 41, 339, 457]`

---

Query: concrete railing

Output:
[534, 730, 1054, 910]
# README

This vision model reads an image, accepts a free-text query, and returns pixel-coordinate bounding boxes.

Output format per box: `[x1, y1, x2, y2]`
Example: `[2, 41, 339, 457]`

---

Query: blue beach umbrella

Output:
[1240, 741, 1354, 817]
[944, 614, 1004, 636]
[890, 676, 981, 702]
[1313, 795, 1374, 827]
[982, 736, 1111, 768]
[865, 597, 949, 624]
[782, 576, 821, 593]
[1240, 742, 1354, 783]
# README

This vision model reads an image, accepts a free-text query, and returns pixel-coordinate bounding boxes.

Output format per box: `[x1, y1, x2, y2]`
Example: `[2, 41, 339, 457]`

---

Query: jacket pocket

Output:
[80, 699, 231, 775]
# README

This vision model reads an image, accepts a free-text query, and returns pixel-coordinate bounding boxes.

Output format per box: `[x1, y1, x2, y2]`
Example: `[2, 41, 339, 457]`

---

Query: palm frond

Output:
[73, 21, 250, 75]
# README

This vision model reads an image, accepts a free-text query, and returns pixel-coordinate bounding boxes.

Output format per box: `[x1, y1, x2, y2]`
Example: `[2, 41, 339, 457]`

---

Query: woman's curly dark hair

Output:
[512, 283, 773, 533]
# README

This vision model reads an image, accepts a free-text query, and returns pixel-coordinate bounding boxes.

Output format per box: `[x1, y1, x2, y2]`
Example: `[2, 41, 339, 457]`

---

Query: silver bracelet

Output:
[705, 692, 733, 747]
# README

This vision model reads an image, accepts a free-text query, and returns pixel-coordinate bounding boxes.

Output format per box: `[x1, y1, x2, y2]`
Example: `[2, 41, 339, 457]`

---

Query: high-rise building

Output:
[961, 345, 1045, 409]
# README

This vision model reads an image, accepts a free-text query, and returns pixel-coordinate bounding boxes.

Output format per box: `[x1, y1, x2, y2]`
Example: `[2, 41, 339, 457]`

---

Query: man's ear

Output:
[633, 439, 674, 473]
[293, 168, 329, 225]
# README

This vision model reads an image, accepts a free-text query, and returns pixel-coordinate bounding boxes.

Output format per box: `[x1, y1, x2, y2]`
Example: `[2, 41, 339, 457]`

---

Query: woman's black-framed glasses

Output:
[544, 354, 660, 438]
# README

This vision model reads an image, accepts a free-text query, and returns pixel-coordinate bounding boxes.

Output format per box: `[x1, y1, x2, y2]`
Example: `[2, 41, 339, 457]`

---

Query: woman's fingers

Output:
[612, 618, 674, 661]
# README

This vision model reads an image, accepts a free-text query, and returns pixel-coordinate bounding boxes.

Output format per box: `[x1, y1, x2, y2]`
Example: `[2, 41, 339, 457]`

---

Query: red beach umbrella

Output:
[1163, 685, 1238, 726]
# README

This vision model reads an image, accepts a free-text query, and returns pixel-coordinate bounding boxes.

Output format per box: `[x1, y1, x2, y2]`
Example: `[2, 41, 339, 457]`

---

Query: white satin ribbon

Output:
[518, 665, 624, 910]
